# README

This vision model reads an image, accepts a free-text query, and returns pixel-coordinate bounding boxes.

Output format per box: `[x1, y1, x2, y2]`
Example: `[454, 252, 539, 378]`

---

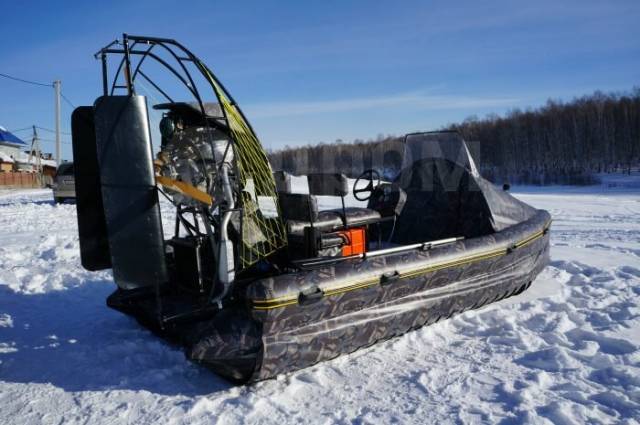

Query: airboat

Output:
[71, 35, 550, 382]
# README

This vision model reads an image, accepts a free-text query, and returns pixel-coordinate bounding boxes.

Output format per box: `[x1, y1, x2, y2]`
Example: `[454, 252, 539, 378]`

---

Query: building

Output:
[0, 151, 14, 172]
[0, 125, 57, 187]
[0, 125, 26, 170]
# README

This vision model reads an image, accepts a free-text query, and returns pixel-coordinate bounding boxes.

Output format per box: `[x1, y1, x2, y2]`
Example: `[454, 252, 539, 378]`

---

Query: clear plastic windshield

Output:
[402, 132, 479, 176]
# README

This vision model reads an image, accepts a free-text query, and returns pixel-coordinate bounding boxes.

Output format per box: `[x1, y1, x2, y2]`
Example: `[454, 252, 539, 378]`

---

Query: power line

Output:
[2, 71, 75, 166]
[0, 72, 52, 88]
[35, 137, 72, 145]
[1, 71, 77, 106]
[36, 126, 71, 136]
[60, 92, 76, 109]
[8, 126, 33, 133]
[9, 126, 72, 136]
[1, 70, 77, 110]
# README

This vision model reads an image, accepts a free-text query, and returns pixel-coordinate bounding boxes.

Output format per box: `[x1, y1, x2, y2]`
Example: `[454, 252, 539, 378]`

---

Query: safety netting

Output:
[199, 64, 287, 269]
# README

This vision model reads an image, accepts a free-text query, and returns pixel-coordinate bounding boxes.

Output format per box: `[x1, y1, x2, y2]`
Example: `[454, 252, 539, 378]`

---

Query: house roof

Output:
[0, 126, 26, 146]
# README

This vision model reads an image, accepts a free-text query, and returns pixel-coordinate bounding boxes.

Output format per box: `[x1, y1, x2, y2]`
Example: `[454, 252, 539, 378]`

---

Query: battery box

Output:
[338, 227, 366, 256]
[168, 236, 214, 294]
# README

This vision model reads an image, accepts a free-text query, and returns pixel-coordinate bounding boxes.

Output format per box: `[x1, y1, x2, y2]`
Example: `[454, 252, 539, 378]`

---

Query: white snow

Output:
[0, 151, 15, 164]
[0, 181, 639, 424]
[11, 150, 57, 169]
[0, 151, 56, 168]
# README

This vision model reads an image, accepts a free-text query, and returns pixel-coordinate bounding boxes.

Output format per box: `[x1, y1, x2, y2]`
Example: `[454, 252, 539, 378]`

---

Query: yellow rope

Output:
[200, 64, 287, 268]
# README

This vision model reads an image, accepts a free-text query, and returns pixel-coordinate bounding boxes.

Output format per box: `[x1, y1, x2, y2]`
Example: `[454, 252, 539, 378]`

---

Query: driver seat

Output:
[280, 173, 382, 237]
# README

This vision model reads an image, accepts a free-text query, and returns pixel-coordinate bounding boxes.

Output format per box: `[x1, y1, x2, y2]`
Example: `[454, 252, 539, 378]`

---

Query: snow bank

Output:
[0, 185, 639, 424]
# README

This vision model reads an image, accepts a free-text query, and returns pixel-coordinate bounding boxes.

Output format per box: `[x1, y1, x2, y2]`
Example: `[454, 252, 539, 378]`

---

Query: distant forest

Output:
[268, 89, 640, 185]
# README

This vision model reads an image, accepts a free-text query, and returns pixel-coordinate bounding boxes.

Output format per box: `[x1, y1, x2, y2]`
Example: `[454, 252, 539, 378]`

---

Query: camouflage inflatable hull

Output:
[177, 209, 550, 382]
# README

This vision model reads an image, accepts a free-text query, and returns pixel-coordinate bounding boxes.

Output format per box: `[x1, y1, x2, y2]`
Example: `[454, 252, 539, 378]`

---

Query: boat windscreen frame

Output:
[401, 130, 480, 176]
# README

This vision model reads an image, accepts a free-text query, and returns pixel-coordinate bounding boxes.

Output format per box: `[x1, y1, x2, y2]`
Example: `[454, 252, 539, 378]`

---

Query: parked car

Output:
[52, 162, 75, 203]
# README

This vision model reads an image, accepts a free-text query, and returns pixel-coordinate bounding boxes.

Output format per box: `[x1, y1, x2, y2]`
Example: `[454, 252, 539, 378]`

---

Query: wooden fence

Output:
[0, 172, 42, 188]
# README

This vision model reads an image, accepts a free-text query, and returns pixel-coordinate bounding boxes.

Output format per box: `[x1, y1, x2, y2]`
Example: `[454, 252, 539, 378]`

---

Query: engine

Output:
[155, 102, 234, 207]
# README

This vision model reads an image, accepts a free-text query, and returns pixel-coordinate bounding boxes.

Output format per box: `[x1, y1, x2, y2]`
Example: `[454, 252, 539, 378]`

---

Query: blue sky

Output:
[1, 0, 639, 160]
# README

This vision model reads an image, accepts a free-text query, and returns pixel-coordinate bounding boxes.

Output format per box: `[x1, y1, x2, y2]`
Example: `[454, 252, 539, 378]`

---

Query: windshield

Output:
[57, 163, 74, 176]
[402, 132, 478, 176]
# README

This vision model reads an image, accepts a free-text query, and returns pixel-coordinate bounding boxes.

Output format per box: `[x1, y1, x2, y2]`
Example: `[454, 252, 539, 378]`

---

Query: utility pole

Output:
[53, 80, 61, 166]
[29, 126, 43, 187]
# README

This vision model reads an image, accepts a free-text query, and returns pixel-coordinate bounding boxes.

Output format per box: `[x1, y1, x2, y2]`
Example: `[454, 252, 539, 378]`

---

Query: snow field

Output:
[0, 184, 638, 424]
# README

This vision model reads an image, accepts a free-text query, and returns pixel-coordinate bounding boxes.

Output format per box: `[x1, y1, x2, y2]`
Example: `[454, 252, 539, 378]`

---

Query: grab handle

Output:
[298, 286, 324, 305]
[380, 270, 401, 286]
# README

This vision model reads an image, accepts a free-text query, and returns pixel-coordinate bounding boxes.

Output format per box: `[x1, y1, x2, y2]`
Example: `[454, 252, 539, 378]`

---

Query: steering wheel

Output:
[353, 169, 381, 201]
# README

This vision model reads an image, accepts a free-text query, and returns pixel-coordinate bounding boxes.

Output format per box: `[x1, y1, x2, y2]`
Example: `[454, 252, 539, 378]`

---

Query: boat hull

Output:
[182, 209, 551, 382]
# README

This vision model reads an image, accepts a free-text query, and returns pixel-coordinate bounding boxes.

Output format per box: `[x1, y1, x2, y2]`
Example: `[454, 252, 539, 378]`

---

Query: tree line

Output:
[268, 88, 640, 185]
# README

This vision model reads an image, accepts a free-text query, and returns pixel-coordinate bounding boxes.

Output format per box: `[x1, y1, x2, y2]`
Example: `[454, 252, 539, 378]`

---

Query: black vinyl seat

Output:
[277, 192, 382, 236]
[287, 207, 382, 236]
[276, 173, 384, 235]
[274, 172, 405, 258]
[273, 170, 293, 193]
